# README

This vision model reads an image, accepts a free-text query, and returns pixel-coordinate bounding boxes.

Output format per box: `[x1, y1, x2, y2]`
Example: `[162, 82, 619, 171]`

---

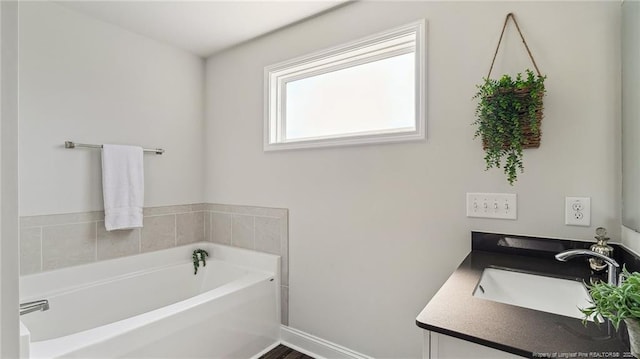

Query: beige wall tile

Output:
[190, 203, 207, 211]
[281, 286, 289, 325]
[20, 227, 42, 275]
[255, 217, 281, 255]
[177, 211, 205, 245]
[231, 205, 287, 218]
[43, 222, 96, 270]
[211, 212, 231, 245]
[231, 214, 254, 249]
[227, 205, 269, 217]
[281, 215, 289, 286]
[23, 204, 288, 280]
[144, 204, 193, 216]
[206, 203, 232, 213]
[97, 224, 140, 260]
[281, 253, 289, 287]
[204, 211, 211, 242]
[141, 215, 176, 253]
[21, 211, 103, 227]
[207, 203, 287, 218]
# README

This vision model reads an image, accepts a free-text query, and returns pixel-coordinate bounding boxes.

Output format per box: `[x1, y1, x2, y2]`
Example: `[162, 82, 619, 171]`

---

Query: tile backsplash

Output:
[20, 203, 290, 324]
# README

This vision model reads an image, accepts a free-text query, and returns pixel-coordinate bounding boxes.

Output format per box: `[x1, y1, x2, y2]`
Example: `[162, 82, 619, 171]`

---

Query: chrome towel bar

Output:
[65, 141, 164, 155]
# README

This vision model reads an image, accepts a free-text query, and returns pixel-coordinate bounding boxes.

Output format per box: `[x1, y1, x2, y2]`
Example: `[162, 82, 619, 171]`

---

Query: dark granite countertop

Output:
[415, 232, 637, 358]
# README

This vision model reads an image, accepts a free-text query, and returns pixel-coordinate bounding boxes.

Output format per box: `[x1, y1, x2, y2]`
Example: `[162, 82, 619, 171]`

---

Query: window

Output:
[264, 20, 426, 151]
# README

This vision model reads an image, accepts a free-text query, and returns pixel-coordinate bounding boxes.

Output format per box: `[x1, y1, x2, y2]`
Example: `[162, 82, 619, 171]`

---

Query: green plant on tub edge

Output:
[473, 69, 546, 185]
[581, 267, 640, 357]
[192, 249, 209, 275]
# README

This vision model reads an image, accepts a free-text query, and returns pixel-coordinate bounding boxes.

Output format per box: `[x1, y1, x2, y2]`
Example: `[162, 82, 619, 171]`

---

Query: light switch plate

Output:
[466, 193, 517, 220]
[565, 197, 591, 226]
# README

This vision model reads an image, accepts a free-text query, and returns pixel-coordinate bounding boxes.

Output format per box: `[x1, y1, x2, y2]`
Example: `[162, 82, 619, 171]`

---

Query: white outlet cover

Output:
[565, 197, 591, 226]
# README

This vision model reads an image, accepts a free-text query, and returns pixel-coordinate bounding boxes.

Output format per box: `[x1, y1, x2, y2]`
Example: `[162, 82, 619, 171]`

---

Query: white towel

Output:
[101, 144, 144, 231]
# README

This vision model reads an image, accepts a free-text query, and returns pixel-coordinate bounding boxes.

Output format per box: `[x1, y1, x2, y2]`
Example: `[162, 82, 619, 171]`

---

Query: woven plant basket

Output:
[481, 87, 544, 150]
[480, 13, 545, 152]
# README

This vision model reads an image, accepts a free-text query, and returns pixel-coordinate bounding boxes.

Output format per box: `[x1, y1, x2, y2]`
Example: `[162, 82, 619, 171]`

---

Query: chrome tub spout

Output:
[20, 299, 49, 316]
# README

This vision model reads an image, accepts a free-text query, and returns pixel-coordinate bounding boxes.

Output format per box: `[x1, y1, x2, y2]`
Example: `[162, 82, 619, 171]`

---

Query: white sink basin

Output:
[473, 267, 598, 321]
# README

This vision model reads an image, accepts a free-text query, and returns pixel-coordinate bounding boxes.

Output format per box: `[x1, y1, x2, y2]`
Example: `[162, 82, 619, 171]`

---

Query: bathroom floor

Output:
[259, 344, 314, 359]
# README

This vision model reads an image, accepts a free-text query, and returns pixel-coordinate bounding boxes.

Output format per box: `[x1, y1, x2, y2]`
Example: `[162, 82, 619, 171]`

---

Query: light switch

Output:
[466, 193, 517, 220]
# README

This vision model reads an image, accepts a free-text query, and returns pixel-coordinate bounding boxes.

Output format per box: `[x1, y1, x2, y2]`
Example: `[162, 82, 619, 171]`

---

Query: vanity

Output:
[416, 232, 639, 359]
[416, 1, 640, 357]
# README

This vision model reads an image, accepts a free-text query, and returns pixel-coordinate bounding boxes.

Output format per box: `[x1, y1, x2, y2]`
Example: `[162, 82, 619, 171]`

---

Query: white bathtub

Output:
[19, 242, 280, 359]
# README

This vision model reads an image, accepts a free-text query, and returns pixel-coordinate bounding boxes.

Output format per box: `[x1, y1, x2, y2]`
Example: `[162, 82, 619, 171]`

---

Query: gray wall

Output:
[204, 2, 621, 357]
[1, 1, 20, 356]
[18, 1, 205, 216]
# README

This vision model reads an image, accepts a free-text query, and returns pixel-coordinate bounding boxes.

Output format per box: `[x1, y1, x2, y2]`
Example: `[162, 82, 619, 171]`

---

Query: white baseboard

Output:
[280, 325, 374, 359]
[250, 341, 281, 359]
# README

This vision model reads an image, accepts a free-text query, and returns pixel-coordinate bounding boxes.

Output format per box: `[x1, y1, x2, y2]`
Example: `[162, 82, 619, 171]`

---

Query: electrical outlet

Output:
[565, 197, 591, 226]
[466, 193, 517, 220]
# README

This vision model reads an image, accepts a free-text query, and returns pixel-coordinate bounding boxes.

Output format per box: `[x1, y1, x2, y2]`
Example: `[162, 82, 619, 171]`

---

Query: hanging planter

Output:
[473, 13, 546, 185]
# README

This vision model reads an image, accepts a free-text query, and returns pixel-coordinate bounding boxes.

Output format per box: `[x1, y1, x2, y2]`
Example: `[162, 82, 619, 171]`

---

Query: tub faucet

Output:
[555, 249, 620, 286]
[19, 299, 49, 316]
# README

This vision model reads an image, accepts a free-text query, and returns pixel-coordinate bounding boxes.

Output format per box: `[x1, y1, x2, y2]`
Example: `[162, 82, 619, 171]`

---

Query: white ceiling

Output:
[56, 1, 349, 58]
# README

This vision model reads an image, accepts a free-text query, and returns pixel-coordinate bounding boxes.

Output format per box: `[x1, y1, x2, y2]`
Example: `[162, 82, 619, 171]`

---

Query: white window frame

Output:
[263, 20, 426, 151]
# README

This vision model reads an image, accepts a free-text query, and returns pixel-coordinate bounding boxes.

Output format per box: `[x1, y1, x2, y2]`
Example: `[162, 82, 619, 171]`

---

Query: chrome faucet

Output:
[555, 249, 620, 286]
[19, 299, 49, 316]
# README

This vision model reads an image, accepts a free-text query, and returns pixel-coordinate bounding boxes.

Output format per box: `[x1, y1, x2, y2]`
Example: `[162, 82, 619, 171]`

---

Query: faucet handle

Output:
[555, 249, 620, 285]
[619, 272, 627, 286]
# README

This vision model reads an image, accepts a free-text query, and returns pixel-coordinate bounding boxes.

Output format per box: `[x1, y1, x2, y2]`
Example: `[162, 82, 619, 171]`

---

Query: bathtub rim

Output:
[20, 242, 280, 300]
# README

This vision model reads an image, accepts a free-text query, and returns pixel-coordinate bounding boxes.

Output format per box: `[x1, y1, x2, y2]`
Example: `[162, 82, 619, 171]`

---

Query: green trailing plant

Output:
[473, 69, 546, 185]
[192, 249, 209, 275]
[580, 267, 640, 330]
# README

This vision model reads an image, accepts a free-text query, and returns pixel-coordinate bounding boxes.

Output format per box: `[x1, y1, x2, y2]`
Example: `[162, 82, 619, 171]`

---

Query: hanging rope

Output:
[487, 13, 542, 78]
